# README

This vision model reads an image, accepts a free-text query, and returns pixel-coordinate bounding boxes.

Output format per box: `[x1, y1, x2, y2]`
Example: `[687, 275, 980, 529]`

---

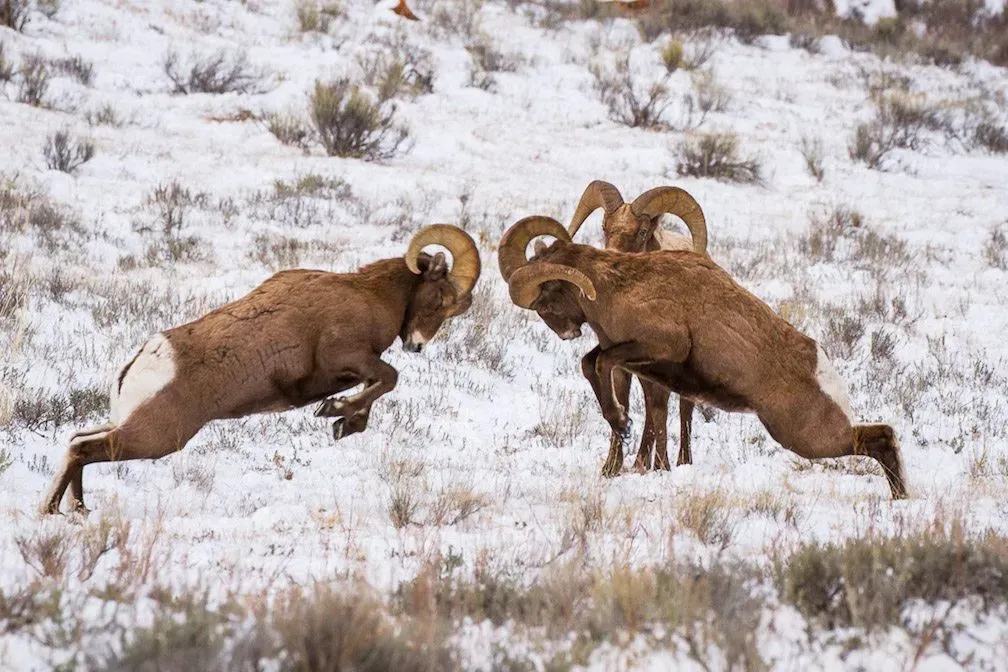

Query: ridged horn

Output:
[507, 262, 597, 309]
[405, 224, 481, 296]
[568, 180, 625, 239]
[629, 186, 708, 254]
[497, 215, 571, 282]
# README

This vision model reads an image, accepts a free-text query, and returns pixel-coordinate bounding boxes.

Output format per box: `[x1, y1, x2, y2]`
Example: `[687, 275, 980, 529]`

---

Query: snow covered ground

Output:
[2, 0, 1008, 669]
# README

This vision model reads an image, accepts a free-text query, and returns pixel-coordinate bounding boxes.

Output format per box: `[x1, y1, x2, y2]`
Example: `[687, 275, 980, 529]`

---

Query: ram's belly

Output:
[639, 361, 754, 413]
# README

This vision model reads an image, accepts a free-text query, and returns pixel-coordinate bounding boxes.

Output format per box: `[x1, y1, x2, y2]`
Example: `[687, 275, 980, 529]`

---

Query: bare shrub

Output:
[309, 78, 410, 160]
[87, 590, 233, 671]
[139, 182, 206, 265]
[389, 482, 420, 528]
[675, 488, 736, 548]
[85, 103, 123, 127]
[266, 111, 311, 150]
[251, 233, 302, 270]
[272, 585, 454, 672]
[692, 68, 730, 114]
[973, 116, 1008, 154]
[164, 49, 269, 95]
[467, 31, 519, 75]
[428, 484, 490, 526]
[43, 129, 96, 173]
[16, 528, 70, 579]
[0, 262, 30, 320]
[0, 0, 30, 31]
[0, 176, 83, 249]
[849, 91, 947, 169]
[682, 30, 718, 70]
[984, 226, 1008, 270]
[591, 53, 672, 129]
[357, 44, 436, 101]
[13, 385, 107, 431]
[295, 0, 342, 33]
[0, 42, 13, 82]
[51, 55, 94, 86]
[823, 313, 865, 360]
[870, 327, 897, 363]
[17, 52, 49, 106]
[800, 206, 863, 262]
[777, 519, 1008, 632]
[428, 0, 481, 39]
[675, 131, 762, 184]
[799, 135, 825, 182]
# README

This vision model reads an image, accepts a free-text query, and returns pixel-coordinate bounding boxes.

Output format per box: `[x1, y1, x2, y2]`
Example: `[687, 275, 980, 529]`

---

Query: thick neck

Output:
[356, 257, 422, 336]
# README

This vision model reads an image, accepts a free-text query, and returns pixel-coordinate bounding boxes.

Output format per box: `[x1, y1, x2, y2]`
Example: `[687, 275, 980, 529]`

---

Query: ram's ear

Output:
[424, 251, 448, 280]
[534, 240, 548, 257]
[635, 216, 660, 250]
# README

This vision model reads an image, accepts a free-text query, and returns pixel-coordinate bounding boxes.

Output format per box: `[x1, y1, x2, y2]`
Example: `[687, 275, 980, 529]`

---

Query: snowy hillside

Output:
[2, 0, 1008, 669]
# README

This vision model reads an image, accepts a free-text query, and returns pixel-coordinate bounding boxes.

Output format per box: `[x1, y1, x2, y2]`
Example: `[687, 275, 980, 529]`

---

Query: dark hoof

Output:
[617, 417, 633, 443]
[332, 418, 347, 441]
[70, 500, 91, 516]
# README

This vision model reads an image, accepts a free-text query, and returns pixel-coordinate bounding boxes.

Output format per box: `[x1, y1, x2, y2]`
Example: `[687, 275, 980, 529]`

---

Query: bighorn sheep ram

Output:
[566, 180, 708, 476]
[42, 225, 481, 515]
[498, 216, 908, 499]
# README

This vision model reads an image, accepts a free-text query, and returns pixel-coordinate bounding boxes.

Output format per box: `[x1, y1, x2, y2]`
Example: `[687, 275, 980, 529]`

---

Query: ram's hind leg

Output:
[758, 400, 908, 500]
[854, 424, 908, 500]
[42, 416, 195, 515]
[635, 381, 670, 472]
[677, 398, 694, 466]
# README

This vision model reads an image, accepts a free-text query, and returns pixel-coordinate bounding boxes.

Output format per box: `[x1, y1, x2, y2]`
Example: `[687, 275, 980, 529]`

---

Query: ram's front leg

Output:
[582, 347, 625, 477]
[595, 342, 653, 441]
[314, 357, 398, 440]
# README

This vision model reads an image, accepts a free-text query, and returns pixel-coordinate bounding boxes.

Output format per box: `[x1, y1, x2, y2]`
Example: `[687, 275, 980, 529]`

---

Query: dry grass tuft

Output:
[675, 131, 762, 184]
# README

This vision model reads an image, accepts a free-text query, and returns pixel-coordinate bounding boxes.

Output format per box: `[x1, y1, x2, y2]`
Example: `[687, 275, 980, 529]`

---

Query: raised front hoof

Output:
[315, 396, 351, 418]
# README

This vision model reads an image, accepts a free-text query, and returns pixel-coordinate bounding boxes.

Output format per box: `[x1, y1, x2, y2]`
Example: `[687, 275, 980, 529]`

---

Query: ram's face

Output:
[531, 280, 585, 340]
[603, 207, 656, 253]
[401, 252, 470, 353]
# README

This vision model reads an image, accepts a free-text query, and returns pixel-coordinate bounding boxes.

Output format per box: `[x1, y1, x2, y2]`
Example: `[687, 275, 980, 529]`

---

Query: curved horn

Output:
[568, 180, 625, 239]
[629, 186, 708, 254]
[507, 262, 597, 309]
[405, 224, 482, 296]
[497, 215, 571, 282]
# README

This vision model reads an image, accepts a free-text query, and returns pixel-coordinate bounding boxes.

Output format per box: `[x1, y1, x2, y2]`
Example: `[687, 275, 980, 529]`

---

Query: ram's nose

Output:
[403, 342, 423, 353]
[561, 328, 582, 340]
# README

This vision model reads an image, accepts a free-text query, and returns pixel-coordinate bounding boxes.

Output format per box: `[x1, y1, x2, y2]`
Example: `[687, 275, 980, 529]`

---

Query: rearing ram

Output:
[566, 180, 709, 476]
[498, 216, 908, 499]
[43, 225, 481, 515]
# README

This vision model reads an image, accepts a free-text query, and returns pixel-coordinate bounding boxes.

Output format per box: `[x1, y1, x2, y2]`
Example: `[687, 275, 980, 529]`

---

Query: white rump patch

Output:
[654, 229, 694, 252]
[109, 333, 176, 424]
[815, 345, 853, 420]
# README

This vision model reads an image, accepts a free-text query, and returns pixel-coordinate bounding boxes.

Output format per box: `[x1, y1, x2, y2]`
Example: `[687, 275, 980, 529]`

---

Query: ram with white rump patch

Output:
[498, 216, 908, 499]
[42, 225, 481, 515]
